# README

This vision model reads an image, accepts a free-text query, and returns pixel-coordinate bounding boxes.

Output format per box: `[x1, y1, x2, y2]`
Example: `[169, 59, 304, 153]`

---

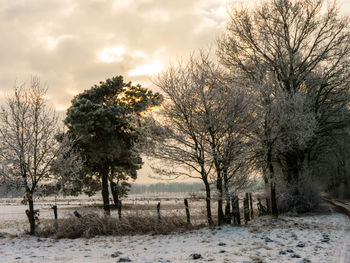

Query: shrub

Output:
[277, 178, 321, 214]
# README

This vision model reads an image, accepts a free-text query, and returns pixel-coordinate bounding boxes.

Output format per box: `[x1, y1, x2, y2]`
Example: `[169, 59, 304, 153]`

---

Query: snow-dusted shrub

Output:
[277, 177, 321, 214]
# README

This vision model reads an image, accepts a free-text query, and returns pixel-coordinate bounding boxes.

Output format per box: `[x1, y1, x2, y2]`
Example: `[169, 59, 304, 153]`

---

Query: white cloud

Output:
[36, 25, 74, 50]
[56, 104, 70, 112]
[112, 0, 134, 8]
[131, 50, 149, 59]
[97, 45, 126, 63]
[129, 61, 164, 76]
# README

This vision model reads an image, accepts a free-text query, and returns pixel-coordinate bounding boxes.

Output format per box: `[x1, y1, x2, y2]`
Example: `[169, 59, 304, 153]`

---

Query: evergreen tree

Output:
[64, 76, 162, 214]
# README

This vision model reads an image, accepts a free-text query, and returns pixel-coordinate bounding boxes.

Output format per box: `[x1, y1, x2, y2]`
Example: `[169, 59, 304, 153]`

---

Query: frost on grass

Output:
[0, 212, 348, 263]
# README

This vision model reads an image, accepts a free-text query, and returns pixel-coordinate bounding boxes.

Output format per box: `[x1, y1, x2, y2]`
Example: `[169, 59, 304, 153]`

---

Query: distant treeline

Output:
[0, 185, 24, 198]
[129, 182, 204, 195]
[0, 183, 204, 198]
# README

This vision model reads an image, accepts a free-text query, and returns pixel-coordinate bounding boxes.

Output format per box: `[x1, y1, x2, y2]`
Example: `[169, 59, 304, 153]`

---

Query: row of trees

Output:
[129, 182, 204, 195]
[1, 0, 350, 234]
[147, 0, 350, 224]
[146, 53, 254, 225]
[0, 77, 162, 234]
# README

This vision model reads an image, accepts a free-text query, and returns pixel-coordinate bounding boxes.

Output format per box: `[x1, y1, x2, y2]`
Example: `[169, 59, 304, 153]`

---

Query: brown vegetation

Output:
[36, 212, 204, 239]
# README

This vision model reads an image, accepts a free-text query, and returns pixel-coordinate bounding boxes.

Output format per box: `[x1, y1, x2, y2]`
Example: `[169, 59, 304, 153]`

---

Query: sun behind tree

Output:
[64, 76, 162, 215]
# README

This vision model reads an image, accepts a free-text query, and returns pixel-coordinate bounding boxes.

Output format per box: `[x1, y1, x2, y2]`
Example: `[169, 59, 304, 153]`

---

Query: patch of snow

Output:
[0, 213, 348, 262]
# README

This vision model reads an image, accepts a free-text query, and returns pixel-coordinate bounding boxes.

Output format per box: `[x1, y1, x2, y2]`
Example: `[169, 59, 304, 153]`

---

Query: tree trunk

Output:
[26, 193, 35, 235]
[267, 149, 278, 217]
[101, 167, 110, 215]
[224, 200, 231, 224]
[110, 180, 119, 209]
[224, 173, 231, 224]
[249, 193, 254, 219]
[231, 194, 241, 225]
[285, 152, 301, 183]
[217, 175, 225, 225]
[244, 194, 250, 224]
[203, 178, 214, 227]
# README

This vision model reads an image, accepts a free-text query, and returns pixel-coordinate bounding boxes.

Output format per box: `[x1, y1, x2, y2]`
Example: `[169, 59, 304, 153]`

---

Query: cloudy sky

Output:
[1, 0, 350, 183]
[1, 0, 350, 112]
[0, 0, 233, 112]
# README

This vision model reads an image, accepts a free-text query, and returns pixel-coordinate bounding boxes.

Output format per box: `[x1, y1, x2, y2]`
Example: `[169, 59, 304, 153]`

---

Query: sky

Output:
[0, 0, 234, 112]
[0, 0, 349, 112]
[0, 0, 350, 183]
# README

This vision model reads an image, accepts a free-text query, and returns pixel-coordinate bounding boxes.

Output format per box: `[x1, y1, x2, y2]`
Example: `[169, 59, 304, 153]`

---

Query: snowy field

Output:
[0, 198, 349, 263]
[0, 213, 348, 262]
[0, 194, 210, 234]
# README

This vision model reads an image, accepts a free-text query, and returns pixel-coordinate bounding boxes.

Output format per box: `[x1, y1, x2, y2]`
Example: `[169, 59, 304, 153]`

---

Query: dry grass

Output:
[36, 212, 204, 239]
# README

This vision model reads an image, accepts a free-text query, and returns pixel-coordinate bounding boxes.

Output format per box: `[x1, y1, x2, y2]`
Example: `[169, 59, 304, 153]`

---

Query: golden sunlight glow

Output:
[97, 45, 126, 63]
[232, 0, 255, 9]
[56, 104, 69, 112]
[65, 88, 79, 96]
[112, 0, 133, 8]
[43, 94, 52, 100]
[215, 6, 228, 18]
[135, 82, 149, 87]
[129, 61, 164, 77]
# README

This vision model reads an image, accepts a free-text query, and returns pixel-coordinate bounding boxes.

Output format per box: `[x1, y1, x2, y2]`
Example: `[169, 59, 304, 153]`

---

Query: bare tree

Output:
[148, 57, 215, 226]
[192, 55, 254, 225]
[0, 78, 81, 234]
[150, 52, 253, 225]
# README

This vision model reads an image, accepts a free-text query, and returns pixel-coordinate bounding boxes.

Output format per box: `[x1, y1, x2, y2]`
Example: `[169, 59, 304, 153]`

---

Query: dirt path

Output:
[337, 202, 350, 263]
[324, 199, 350, 263]
[338, 228, 350, 263]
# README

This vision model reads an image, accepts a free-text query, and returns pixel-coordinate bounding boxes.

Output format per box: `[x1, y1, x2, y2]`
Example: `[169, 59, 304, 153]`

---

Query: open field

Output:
[0, 211, 348, 262]
[0, 196, 349, 262]
[0, 193, 212, 234]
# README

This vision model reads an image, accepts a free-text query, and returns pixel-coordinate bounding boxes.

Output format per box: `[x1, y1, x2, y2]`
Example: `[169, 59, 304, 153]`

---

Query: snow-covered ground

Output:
[0, 212, 349, 263]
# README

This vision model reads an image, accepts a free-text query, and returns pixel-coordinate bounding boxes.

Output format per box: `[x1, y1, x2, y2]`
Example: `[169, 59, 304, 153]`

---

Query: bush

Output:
[277, 178, 321, 214]
[36, 212, 200, 239]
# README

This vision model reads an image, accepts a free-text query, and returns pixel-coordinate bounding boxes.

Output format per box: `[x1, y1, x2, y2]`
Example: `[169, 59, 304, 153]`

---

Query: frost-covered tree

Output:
[218, 0, 350, 211]
[151, 52, 253, 225]
[149, 56, 215, 226]
[251, 75, 317, 216]
[0, 78, 82, 234]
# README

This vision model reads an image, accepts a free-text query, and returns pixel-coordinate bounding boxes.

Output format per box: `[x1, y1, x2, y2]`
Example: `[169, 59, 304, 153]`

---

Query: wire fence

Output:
[0, 192, 269, 219]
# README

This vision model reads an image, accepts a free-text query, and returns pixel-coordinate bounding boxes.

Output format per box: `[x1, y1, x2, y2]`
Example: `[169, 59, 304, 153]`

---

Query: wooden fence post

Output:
[231, 194, 241, 225]
[266, 197, 271, 215]
[157, 202, 161, 222]
[249, 193, 254, 219]
[244, 193, 250, 224]
[118, 200, 122, 219]
[51, 205, 58, 220]
[184, 198, 191, 224]
[51, 205, 58, 228]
